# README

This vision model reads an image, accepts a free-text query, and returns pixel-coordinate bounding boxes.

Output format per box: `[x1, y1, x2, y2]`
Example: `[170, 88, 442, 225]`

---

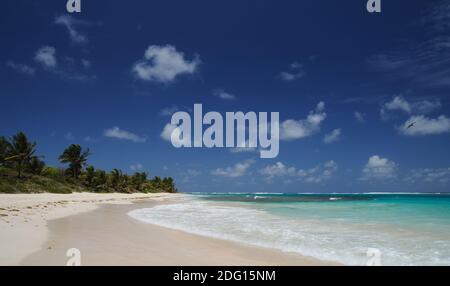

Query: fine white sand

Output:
[0, 193, 334, 266]
[0, 192, 176, 265]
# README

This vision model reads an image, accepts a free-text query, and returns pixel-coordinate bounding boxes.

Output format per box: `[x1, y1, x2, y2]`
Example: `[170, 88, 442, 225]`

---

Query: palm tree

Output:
[6, 132, 37, 178]
[59, 144, 91, 179]
[152, 176, 162, 189]
[131, 172, 148, 191]
[84, 165, 95, 188]
[27, 157, 45, 175]
[0, 136, 10, 166]
[93, 169, 107, 191]
[163, 177, 177, 193]
[121, 174, 130, 193]
[109, 168, 123, 190]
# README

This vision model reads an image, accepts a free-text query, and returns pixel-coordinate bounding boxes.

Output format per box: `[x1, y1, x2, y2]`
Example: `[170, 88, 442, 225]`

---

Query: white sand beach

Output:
[0, 193, 332, 266]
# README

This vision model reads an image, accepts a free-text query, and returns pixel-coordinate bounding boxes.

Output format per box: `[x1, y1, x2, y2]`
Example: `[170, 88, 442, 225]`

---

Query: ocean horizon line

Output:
[184, 191, 450, 195]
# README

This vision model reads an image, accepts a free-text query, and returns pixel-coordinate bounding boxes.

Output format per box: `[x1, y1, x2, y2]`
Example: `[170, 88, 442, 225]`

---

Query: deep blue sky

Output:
[2, 0, 450, 193]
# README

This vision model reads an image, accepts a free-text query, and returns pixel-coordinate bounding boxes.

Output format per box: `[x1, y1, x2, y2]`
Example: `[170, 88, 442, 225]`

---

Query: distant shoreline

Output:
[185, 192, 450, 195]
[0, 192, 179, 265]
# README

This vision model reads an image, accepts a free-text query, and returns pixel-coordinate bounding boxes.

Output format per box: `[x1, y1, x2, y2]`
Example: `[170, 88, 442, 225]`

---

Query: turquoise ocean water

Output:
[128, 193, 450, 265]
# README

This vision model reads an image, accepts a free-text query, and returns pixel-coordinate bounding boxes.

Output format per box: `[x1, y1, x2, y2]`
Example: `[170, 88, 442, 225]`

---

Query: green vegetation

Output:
[0, 132, 177, 194]
[59, 144, 91, 179]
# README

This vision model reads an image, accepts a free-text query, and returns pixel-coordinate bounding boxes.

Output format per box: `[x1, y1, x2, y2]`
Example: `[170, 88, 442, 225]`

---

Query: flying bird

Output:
[407, 122, 416, 129]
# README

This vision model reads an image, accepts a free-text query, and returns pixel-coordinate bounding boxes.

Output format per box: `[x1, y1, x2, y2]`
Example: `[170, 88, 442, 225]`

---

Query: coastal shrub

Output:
[41, 166, 66, 181]
[92, 170, 108, 192]
[26, 157, 45, 175]
[0, 166, 9, 176]
[0, 178, 16, 193]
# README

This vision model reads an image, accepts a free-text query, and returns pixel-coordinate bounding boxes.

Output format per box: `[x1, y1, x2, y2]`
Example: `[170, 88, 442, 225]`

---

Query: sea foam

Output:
[128, 196, 450, 265]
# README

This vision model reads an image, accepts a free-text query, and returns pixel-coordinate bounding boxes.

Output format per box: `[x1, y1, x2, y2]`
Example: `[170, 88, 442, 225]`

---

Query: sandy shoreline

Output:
[0, 193, 333, 266]
[0, 193, 176, 265]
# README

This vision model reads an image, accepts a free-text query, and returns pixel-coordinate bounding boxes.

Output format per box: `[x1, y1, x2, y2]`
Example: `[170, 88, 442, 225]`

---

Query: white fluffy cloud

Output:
[160, 123, 176, 141]
[34, 46, 57, 69]
[413, 100, 442, 114]
[213, 89, 236, 100]
[259, 160, 338, 183]
[398, 115, 450, 136]
[354, 111, 365, 123]
[6, 61, 35, 76]
[279, 102, 326, 140]
[211, 160, 254, 178]
[54, 15, 88, 44]
[104, 127, 146, 143]
[160, 123, 196, 146]
[259, 162, 297, 179]
[132, 45, 200, 83]
[130, 163, 144, 171]
[279, 62, 305, 81]
[31, 46, 93, 80]
[323, 128, 342, 144]
[379, 96, 449, 136]
[361, 155, 397, 180]
[381, 95, 441, 119]
[383, 96, 411, 114]
[404, 168, 450, 184]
